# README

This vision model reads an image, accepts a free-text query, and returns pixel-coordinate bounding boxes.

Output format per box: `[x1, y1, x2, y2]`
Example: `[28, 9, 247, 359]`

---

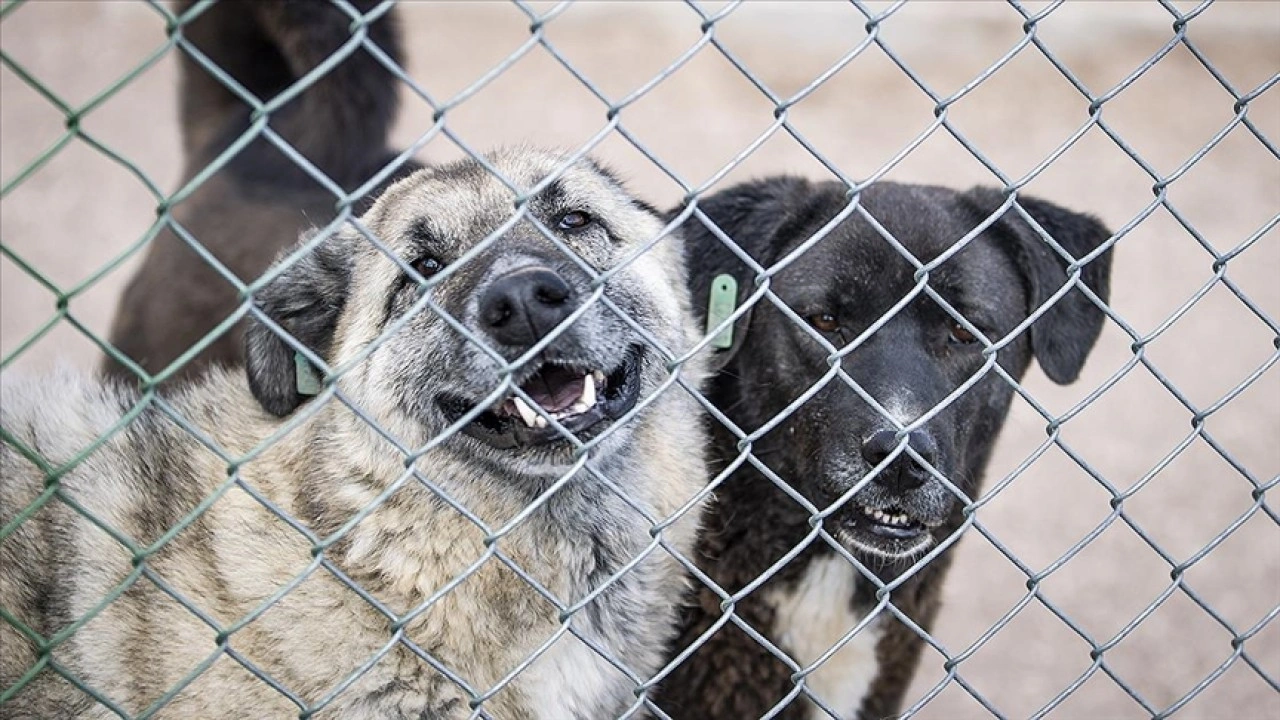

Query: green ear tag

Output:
[706, 274, 738, 350]
[295, 352, 322, 397]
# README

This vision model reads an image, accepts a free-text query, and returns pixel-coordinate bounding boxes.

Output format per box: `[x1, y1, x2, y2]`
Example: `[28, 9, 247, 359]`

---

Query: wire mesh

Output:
[1, 1, 1276, 718]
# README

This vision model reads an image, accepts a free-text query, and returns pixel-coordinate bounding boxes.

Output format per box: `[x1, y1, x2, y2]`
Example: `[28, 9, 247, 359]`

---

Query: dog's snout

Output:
[861, 429, 938, 492]
[480, 266, 575, 347]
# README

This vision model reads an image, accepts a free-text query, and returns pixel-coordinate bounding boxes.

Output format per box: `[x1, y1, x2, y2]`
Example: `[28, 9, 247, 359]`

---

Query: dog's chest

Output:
[335, 489, 668, 718]
[763, 554, 882, 720]
[518, 632, 628, 720]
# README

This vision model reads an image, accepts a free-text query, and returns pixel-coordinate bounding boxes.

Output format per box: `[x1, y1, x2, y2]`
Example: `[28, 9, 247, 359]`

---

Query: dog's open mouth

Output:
[440, 345, 644, 449]
[854, 503, 927, 539]
[839, 501, 936, 559]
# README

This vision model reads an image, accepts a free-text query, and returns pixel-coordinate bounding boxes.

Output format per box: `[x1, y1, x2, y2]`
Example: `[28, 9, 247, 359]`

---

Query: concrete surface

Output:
[1, 1, 1277, 718]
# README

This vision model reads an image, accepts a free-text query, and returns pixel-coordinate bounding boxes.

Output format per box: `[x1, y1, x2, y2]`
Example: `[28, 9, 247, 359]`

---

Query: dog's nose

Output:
[861, 429, 938, 492]
[479, 267, 575, 347]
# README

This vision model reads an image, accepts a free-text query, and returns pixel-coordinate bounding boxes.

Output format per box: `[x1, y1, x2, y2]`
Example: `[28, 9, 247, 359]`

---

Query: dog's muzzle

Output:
[436, 262, 648, 450]
[832, 428, 954, 558]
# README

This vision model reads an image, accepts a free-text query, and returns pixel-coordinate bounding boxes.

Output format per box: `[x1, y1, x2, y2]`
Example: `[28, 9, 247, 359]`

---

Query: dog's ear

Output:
[245, 229, 354, 416]
[676, 177, 840, 371]
[961, 188, 1114, 384]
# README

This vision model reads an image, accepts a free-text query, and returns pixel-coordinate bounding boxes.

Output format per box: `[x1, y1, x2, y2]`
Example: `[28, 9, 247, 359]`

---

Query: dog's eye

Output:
[808, 314, 840, 333]
[412, 256, 444, 280]
[557, 211, 593, 231]
[948, 321, 979, 345]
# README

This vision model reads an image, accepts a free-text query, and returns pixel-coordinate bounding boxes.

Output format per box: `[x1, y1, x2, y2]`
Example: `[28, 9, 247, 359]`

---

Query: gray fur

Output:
[1, 149, 709, 719]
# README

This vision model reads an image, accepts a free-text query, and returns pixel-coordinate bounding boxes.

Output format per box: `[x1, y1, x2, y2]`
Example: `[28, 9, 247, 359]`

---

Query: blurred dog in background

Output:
[104, 0, 420, 382]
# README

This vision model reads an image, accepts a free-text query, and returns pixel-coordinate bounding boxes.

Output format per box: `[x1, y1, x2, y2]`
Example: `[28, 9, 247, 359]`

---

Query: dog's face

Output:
[245, 149, 697, 473]
[684, 179, 1112, 562]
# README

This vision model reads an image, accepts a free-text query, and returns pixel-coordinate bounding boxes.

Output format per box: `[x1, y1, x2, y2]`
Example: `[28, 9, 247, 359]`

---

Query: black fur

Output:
[681, 176, 815, 370]
[958, 188, 1113, 384]
[177, 0, 404, 183]
[659, 178, 1113, 719]
[104, 0, 421, 383]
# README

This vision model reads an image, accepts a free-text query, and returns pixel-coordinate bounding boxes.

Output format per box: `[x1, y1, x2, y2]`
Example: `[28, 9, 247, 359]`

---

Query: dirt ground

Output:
[1, 2, 1277, 718]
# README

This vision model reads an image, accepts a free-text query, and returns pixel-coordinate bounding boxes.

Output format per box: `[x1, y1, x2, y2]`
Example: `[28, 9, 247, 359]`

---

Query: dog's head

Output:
[244, 148, 699, 473]
[682, 178, 1113, 561]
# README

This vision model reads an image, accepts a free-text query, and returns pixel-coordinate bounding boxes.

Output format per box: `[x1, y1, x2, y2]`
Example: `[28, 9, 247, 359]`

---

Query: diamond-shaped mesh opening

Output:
[2, 1, 1277, 718]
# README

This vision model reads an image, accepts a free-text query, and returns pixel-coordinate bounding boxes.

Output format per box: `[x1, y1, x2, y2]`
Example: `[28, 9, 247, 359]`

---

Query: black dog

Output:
[104, 0, 421, 382]
[657, 178, 1113, 719]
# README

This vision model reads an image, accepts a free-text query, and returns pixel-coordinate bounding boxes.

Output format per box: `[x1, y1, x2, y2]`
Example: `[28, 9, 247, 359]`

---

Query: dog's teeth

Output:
[570, 402, 589, 415]
[533, 415, 547, 429]
[865, 506, 913, 526]
[581, 373, 597, 408]
[512, 396, 539, 428]
[592, 369, 605, 384]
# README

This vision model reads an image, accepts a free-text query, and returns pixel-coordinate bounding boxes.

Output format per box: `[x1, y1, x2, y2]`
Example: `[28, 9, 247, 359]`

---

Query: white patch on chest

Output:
[522, 630, 623, 720]
[764, 554, 882, 720]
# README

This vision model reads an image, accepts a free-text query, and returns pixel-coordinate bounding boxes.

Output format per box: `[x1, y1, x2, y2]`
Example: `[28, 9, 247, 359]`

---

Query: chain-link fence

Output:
[2, 1, 1277, 718]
